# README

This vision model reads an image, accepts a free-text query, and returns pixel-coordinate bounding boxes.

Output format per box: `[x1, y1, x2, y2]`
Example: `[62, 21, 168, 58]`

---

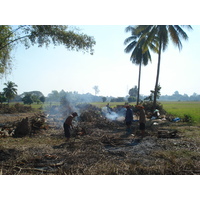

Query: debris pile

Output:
[13, 117, 31, 138]
[1, 112, 49, 138]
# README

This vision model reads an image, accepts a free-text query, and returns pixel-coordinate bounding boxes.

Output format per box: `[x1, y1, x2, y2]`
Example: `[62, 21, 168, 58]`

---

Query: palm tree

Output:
[3, 81, 18, 104]
[135, 25, 192, 109]
[124, 26, 158, 105]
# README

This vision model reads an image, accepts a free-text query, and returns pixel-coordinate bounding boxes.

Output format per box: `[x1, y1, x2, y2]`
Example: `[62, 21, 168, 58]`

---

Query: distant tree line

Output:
[158, 91, 200, 101]
[46, 90, 104, 103]
[1, 81, 200, 105]
[128, 85, 200, 102]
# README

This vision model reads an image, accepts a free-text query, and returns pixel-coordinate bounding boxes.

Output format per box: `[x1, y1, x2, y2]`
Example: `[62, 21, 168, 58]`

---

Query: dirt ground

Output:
[0, 111, 200, 175]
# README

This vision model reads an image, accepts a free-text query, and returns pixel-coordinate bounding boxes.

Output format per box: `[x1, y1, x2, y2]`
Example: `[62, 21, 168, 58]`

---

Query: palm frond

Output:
[168, 26, 183, 50]
[124, 41, 137, 53]
[174, 25, 189, 40]
[124, 35, 137, 45]
[125, 25, 135, 33]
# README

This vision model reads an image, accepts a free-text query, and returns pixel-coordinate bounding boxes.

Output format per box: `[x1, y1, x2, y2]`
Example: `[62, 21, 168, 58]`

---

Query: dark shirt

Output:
[139, 109, 146, 123]
[125, 108, 133, 122]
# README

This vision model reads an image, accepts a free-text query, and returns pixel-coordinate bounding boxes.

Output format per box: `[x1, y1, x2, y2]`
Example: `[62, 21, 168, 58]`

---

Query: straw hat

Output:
[136, 105, 144, 109]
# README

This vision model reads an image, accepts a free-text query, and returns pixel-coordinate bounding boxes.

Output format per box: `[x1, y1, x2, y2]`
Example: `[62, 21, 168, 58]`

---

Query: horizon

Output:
[11, 88, 200, 99]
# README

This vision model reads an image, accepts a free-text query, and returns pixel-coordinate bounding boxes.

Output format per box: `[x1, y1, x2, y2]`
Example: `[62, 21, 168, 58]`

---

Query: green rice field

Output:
[161, 101, 200, 124]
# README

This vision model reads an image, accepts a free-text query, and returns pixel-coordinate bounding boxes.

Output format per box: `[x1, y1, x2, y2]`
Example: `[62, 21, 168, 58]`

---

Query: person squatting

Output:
[63, 112, 78, 141]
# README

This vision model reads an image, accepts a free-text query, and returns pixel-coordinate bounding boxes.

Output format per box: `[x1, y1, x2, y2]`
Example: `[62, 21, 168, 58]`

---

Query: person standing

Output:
[63, 112, 78, 141]
[125, 105, 133, 134]
[136, 105, 146, 137]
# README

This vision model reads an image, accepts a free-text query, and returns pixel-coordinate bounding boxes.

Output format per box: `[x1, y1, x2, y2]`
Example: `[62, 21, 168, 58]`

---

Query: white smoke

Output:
[102, 106, 125, 122]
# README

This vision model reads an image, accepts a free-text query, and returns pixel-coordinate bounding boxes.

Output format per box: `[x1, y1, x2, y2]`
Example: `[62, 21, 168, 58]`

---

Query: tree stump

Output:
[13, 117, 31, 138]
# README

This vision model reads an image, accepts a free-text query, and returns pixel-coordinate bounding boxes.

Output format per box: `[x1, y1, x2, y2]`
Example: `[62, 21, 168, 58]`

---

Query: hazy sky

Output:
[1, 25, 199, 97]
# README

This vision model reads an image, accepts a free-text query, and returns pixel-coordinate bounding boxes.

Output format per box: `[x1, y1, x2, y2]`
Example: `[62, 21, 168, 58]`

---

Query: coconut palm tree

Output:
[135, 25, 192, 109]
[3, 81, 18, 104]
[124, 26, 158, 105]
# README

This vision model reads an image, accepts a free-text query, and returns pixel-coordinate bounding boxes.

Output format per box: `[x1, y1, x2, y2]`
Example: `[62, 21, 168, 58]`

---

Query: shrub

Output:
[142, 101, 166, 114]
[183, 114, 194, 123]
[0, 103, 33, 114]
[128, 96, 136, 103]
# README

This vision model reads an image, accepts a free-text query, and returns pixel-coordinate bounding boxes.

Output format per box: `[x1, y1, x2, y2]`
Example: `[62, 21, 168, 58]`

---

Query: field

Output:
[0, 101, 199, 175]
[161, 101, 200, 124]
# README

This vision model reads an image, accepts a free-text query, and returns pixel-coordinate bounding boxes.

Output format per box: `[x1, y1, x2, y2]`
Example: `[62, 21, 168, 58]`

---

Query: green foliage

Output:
[0, 26, 13, 78]
[0, 92, 7, 104]
[3, 81, 18, 104]
[0, 25, 96, 77]
[144, 84, 161, 101]
[22, 93, 34, 105]
[128, 86, 138, 97]
[110, 97, 125, 102]
[133, 25, 192, 108]
[21, 92, 45, 105]
[40, 95, 45, 103]
[142, 101, 166, 113]
[183, 114, 193, 123]
[102, 97, 107, 102]
[128, 96, 136, 103]
[124, 26, 156, 105]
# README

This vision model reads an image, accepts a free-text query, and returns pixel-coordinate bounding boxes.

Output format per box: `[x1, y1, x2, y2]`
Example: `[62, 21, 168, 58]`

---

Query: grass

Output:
[90, 102, 127, 108]
[161, 101, 200, 124]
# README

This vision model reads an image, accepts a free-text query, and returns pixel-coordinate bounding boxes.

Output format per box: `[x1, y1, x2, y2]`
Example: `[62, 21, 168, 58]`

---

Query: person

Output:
[63, 112, 78, 141]
[106, 103, 112, 114]
[136, 105, 146, 137]
[125, 105, 133, 134]
[153, 109, 160, 118]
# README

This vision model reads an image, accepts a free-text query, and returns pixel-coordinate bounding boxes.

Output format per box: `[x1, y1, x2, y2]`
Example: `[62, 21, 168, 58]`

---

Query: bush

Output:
[142, 101, 166, 114]
[128, 96, 136, 103]
[183, 114, 194, 123]
[110, 97, 125, 102]
[0, 103, 33, 114]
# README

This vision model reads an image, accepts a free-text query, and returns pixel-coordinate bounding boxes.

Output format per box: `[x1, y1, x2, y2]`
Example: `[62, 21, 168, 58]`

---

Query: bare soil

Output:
[0, 111, 200, 175]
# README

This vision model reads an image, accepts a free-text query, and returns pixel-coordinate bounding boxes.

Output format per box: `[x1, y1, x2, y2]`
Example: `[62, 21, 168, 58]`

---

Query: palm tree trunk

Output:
[153, 40, 162, 110]
[137, 62, 142, 105]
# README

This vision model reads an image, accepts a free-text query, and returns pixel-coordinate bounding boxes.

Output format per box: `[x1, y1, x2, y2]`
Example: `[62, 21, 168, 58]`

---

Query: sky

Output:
[1, 25, 199, 98]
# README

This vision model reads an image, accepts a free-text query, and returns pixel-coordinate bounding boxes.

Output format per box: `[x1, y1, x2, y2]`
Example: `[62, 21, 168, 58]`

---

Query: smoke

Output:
[101, 106, 126, 122]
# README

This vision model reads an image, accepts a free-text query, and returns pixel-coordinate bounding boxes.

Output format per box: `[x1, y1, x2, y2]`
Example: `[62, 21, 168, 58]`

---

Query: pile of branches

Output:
[11, 112, 48, 138]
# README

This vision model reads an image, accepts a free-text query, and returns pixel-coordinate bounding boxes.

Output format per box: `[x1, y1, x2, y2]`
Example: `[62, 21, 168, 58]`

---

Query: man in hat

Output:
[136, 105, 146, 137]
[63, 112, 78, 141]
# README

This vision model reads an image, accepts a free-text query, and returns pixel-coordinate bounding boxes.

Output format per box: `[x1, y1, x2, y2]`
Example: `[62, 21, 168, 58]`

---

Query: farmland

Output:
[161, 101, 200, 124]
[0, 101, 199, 175]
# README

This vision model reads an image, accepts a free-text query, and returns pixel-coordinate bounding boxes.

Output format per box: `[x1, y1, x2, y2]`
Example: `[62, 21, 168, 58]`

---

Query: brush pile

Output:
[0, 103, 200, 175]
